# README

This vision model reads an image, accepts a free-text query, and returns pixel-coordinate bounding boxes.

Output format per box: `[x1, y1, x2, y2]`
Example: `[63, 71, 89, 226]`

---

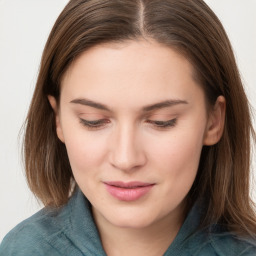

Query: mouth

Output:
[103, 181, 155, 201]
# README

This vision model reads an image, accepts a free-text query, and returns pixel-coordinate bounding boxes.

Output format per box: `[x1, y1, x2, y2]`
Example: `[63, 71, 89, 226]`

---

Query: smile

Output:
[104, 181, 155, 201]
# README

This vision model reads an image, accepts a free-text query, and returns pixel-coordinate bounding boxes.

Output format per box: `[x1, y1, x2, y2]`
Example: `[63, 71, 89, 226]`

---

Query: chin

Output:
[105, 210, 158, 229]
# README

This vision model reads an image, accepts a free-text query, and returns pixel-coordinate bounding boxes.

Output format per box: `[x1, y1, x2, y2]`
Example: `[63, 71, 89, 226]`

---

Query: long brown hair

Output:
[24, 0, 256, 238]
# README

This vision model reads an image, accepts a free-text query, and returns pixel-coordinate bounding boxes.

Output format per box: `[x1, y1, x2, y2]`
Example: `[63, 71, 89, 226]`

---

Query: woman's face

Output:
[50, 40, 224, 229]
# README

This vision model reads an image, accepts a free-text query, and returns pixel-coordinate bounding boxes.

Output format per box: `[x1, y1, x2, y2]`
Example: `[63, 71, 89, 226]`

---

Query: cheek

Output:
[149, 130, 204, 211]
[61, 124, 107, 176]
[64, 133, 108, 200]
[170, 134, 203, 167]
[149, 124, 205, 187]
[151, 128, 203, 164]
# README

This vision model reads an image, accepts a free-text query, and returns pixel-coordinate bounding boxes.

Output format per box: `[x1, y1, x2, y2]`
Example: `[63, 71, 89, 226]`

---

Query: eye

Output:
[146, 118, 177, 129]
[79, 118, 110, 130]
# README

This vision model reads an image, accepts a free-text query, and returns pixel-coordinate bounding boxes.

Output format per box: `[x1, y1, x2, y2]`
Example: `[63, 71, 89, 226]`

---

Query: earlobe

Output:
[48, 95, 65, 143]
[203, 96, 226, 146]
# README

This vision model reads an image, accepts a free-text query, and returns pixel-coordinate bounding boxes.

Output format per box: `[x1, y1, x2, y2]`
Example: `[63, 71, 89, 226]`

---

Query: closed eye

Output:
[79, 118, 110, 129]
[79, 118, 177, 130]
[146, 119, 177, 129]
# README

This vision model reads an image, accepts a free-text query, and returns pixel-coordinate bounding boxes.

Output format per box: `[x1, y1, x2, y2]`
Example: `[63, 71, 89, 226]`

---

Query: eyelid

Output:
[79, 117, 177, 131]
[78, 113, 106, 119]
[146, 118, 177, 128]
[79, 118, 110, 129]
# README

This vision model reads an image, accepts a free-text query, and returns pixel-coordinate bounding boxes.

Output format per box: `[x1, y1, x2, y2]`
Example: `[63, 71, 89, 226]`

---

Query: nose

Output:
[108, 123, 146, 172]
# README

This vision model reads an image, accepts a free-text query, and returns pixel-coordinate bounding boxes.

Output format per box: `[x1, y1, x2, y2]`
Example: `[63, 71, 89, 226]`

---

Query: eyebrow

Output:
[70, 98, 188, 112]
[142, 99, 188, 112]
[70, 98, 110, 111]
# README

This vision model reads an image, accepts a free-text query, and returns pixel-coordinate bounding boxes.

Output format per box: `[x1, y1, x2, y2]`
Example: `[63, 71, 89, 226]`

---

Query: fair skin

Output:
[49, 40, 225, 256]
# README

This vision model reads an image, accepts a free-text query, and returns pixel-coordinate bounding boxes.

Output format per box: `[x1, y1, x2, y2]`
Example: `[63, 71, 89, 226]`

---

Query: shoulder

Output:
[182, 202, 256, 256]
[0, 189, 105, 256]
[0, 206, 70, 256]
[175, 202, 256, 256]
[181, 229, 256, 256]
[187, 230, 256, 256]
[209, 232, 256, 256]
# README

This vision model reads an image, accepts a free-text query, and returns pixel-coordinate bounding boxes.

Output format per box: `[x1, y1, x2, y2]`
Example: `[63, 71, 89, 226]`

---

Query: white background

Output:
[0, 0, 255, 242]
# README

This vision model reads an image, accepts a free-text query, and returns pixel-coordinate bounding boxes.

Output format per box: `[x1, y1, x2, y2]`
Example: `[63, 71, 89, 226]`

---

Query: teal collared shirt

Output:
[1, 189, 256, 255]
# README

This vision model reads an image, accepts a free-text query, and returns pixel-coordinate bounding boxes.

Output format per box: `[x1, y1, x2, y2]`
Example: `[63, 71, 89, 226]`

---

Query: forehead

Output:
[64, 40, 194, 80]
[60, 40, 204, 109]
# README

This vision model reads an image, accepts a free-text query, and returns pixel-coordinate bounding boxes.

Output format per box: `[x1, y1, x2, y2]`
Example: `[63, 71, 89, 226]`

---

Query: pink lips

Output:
[104, 181, 155, 201]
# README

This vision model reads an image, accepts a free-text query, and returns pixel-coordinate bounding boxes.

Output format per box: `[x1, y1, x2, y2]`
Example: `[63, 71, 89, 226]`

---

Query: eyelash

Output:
[146, 119, 177, 128]
[79, 118, 110, 130]
[79, 118, 177, 130]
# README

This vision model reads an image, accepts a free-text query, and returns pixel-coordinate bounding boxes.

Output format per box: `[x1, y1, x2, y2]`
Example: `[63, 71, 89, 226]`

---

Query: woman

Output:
[1, 0, 255, 255]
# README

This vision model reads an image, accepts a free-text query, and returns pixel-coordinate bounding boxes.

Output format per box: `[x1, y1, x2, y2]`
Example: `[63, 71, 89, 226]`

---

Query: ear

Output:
[48, 95, 65, 143]
[203, 96, 226, 146]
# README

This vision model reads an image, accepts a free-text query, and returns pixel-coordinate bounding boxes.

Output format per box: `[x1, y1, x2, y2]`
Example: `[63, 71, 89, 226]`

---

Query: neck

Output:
[93, 203, 186, 256]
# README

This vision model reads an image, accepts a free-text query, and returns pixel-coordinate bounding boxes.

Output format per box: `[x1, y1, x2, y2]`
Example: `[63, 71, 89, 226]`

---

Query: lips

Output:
[104, 181, 155, 201]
